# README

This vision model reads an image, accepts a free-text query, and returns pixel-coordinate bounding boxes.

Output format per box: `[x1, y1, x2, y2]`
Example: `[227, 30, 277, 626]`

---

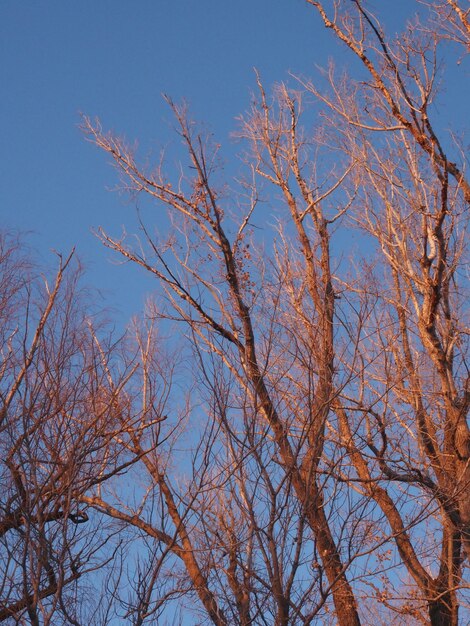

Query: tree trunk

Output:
[428, 593, 458, 626]
[305, 482, 361, 626]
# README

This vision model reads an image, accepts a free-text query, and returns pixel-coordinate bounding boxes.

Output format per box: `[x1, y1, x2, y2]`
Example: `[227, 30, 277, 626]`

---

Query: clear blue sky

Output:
[1, 0, 467, 321]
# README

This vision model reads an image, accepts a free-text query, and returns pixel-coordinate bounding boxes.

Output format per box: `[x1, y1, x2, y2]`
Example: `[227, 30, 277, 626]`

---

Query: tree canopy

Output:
[1, 2, 469, 624]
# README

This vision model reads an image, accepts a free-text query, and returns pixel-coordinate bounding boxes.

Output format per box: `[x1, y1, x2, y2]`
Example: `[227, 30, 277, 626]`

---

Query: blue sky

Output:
[1, 0, 468, 322]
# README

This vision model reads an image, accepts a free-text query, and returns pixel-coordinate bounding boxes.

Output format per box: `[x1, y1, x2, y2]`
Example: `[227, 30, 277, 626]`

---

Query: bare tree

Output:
[0, 232, 140, 625]
[74, 1, 469, 624]
[300, 2, 470, 623]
